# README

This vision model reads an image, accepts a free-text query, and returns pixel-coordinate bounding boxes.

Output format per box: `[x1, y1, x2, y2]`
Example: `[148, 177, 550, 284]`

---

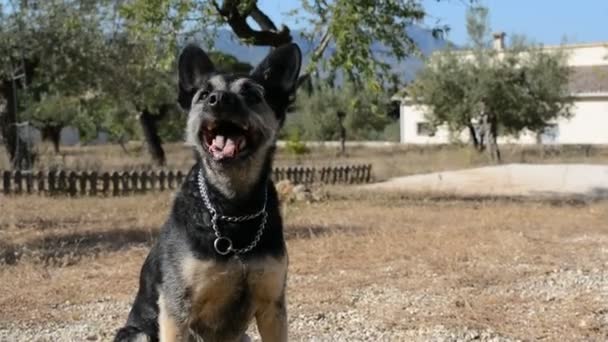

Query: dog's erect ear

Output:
[251, 44, 302, 119]
[251, 43, 302, 93]
[178, 44, 216, 110]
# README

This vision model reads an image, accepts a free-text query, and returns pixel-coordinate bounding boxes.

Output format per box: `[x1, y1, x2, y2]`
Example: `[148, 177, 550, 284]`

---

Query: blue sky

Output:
[3, 0, 606, 46]
[258, 0, 608, 46]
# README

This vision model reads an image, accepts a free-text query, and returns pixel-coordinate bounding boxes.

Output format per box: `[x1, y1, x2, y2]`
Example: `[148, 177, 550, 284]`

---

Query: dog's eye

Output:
[198, 90, 210, 102]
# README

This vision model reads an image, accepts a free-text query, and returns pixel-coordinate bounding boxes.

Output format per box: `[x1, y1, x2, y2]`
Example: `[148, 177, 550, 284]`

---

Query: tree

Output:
[118, 0, 466, 160]
[286, 81, 393, 141]
[407, 6, 573, 162]
[122, 0, 462, 92]
[0, 0, 127, 161]
[1, 0, 468, 167]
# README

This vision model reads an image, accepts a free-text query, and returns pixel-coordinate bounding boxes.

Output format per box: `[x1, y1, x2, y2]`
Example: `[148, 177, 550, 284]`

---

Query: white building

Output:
[398, 34, 608, 145]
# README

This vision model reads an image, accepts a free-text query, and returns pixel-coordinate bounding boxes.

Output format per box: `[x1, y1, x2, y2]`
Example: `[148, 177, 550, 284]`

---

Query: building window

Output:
[539, 124, 559, 144]
[416, 122, 435, 137]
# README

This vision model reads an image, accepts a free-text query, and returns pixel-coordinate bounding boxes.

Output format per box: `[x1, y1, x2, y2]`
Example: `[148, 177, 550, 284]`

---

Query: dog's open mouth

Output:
[200, 120, 251, 161]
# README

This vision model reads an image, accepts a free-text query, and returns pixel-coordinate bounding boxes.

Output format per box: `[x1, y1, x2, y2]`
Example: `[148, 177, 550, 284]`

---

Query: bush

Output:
[285, 82, 395, 141]
[284, 130, 310, 156]
[381, 121, 401, 141]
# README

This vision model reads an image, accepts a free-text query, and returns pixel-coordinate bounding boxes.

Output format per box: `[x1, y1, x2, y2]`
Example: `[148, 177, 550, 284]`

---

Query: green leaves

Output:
[302, 0, 424, 90]
[286, 81, 393, 141]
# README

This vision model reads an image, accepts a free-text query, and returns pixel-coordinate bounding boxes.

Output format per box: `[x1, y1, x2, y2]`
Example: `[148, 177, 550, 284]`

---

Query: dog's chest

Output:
[181, 254, 287, 330]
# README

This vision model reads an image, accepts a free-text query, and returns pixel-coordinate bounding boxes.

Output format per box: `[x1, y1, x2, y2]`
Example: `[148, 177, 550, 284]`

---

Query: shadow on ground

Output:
[530, 187, 608, 201]
[0, 223, 366, 265]
[284, 224, 364, 240]
[0, 227, 158, 265]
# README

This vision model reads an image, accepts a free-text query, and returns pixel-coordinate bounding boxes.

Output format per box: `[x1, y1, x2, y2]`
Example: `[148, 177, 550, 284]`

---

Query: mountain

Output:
[196, 25, 448, 82]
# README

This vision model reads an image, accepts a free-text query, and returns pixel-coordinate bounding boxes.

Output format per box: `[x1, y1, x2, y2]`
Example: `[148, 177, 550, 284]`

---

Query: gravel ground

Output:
[3, 267, 606, 341]
[363, 164, 608, 198]
[0, 294, 520, 342]
[2, 194, 607, 341]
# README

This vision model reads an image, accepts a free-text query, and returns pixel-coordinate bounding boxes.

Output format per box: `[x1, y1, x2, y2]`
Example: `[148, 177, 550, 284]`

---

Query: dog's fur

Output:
[114, 43, 302, 342]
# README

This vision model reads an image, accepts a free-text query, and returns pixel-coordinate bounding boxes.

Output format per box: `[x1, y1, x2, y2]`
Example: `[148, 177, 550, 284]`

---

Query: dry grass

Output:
[3, 142, 608, 181]
[1, 190, 608, 340]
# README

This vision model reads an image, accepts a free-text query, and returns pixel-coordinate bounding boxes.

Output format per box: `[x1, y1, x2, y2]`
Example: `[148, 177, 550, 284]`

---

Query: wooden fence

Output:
[1, 165, 372, 196]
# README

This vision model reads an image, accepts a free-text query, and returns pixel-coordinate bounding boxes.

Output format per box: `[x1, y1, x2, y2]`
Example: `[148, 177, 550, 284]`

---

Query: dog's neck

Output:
[200, 152, 270, 202]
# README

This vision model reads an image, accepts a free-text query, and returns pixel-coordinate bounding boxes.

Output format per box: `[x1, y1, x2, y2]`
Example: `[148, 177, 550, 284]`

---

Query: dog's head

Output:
[178, 43, 301, 168]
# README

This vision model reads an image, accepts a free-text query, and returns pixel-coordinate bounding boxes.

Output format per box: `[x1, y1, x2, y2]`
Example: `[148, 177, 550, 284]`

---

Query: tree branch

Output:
[250, 4, 278, 31]
[213, 0, 292, 47]
[312, 29, 332, 60]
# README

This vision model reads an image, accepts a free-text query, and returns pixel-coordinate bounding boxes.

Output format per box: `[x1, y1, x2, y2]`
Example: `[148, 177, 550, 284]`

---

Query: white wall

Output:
[557, 98, 608, 144]
[455, 43, 608, 67]
[400, 103, 451, 144]
[559, 44, 608, 67]
[400, 96, 608, 145]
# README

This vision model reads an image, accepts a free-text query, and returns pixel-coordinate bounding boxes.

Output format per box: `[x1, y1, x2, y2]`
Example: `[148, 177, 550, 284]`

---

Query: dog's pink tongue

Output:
[210, 135, 237, 160]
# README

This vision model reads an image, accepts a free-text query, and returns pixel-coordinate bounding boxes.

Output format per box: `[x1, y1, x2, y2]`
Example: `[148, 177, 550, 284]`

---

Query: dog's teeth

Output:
[242, 125, 249, 131]
[239, 139, 246, 149]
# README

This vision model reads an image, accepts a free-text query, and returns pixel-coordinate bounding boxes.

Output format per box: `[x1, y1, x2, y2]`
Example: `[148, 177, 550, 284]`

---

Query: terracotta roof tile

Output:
[569, 66, 608, 93]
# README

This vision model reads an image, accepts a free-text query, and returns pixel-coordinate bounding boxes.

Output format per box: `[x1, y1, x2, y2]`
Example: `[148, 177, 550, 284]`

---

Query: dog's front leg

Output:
[255, 297, 288, 342]
[158, 293, 186, 342]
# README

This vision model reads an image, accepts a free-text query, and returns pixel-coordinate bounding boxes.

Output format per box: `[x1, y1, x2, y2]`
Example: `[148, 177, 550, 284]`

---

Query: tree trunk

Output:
[1, 80, 18, 161]
[485, 115, 501, 163]
[337, 111, 346, 156]
[467, 123, 480, 151]
[339, 127, 346, 156]
[139, 109, 166, 166]
[1, 80, 33, 170]
[42, 124, 62, 153]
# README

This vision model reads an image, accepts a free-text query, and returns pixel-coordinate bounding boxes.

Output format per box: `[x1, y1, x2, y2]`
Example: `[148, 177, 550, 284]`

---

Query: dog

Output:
[113, 42, 302, 342]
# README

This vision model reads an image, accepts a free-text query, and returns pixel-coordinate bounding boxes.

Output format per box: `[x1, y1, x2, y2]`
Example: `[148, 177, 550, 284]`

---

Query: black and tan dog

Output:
[114, 43, 302, 342]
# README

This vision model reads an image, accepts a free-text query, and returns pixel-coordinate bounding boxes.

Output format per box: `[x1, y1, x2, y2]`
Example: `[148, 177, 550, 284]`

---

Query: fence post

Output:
[48, 171, 56, 195]
[297, 167, 304, 185]
[79, 171, 88, 196]
[286, 167, 293, 183]
[141, 171, 149, 193]
[68, 171, 78, 196]
[168, 171, 175, 189]
[149, 171, 156, 191]
[90, 172, 98, 196]
[322, 167, 329, 184]
[111, 171, 120, 196]
[121, 171, 130, 195]
[159, 171, 166, 191]
[307, 167, 314, 185]
[58, 170, 67, 195]
[101, 172, 109, 196]
[176, 170, 185, 186]
[130, 171, 139, 194]
[2, 170, 10, 195]
[36, 170, 44, 195]
[24, 171, 33, 194]
[345, 166, 352, 184]
[14, 170, 22, 194]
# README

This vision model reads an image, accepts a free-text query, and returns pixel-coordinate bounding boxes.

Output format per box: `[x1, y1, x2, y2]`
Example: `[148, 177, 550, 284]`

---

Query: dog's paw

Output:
[113, 326, 151, 342]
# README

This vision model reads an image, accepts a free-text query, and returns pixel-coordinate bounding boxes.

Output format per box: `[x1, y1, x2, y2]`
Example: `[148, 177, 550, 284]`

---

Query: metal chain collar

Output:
[197, 168, 268, 255]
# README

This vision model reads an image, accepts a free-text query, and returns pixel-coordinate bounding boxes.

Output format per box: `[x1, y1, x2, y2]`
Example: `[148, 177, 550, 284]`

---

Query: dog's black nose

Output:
[207, 91, 236, 112]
